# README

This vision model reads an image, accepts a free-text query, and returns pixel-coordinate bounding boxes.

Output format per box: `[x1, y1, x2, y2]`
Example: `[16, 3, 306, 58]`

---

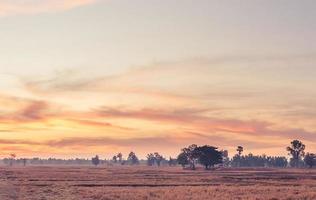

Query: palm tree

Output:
[236, 146, 243, 167]
[236, 146, 243, 156]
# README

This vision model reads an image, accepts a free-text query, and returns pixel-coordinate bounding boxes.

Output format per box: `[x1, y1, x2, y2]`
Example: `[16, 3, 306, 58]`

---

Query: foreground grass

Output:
[0, 166, 315, 200]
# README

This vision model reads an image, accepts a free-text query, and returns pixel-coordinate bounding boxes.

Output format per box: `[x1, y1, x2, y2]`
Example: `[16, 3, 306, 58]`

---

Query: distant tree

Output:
[181, 144, 200, 170]
[30, 157, 40, 165]
[177, 152, 189, 169]
[266, 156, 288, 168]
[236, 146, 244, 167]
[92, 155, 100, 166]
[168, 157, 178, 166]
[154, 152, 163, 167]
[2, 158, 9, 166]
[147, 153, 155, 166]
[304, 153, 316, 168]
[230, 153, 288, 168]
[287, 140, 305, 168]
[102, 158, 107, 165]
[9, 154, 16, 166]
[221, 150, 230, 167]
[196, 145, 222, 169]
[22, 158, 27, 167]
[289, 158, 304, 168]
[112, 155, 117, 163]
[236, 146, 243, 156]
[127, 152, 139, 165]
[117, 153, 123, 163]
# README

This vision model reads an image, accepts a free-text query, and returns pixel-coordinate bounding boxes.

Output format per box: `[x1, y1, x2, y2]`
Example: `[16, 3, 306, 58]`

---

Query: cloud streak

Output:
[2, 56, 316, 156]
[96, 107, 316, 142]
[0, 132, 276, 151]
[0, 94, 131, 133]
[0, 95, 57, 124]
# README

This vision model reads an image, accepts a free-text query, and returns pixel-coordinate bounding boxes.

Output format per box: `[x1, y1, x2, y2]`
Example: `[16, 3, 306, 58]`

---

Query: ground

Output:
[0, 166, 315, 200]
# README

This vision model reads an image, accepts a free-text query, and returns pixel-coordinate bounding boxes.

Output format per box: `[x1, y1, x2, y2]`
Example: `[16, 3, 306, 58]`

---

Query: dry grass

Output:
[0, 166, 316, 200]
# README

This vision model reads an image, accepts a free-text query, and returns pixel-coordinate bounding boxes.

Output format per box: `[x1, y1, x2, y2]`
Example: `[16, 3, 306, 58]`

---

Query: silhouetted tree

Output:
[266, 156, 288, 168]
[112, 155, 117, 163]
[287, 140, 305, 168]
[236, 146, 244, 167]
[9, 154, 16, 166]
[231, 153, 288, 168]
[221, 150, 230, 167]
[181, 144, 200, 170]
[154, 152, 163, 167]
[117, 153, 123, 163]
[92, 155, 100, 166]
[127, 152, 139, 165]
[196, 145, 222, 169]
[177, 152, 189, 169]
[304, 153, 316, 168]
[147, 153, 155, 166]
[168, 157, 178, 166]
[178, 145, 224, 170]
[237, 146, 243, 156]
[236, 153, 265, 167]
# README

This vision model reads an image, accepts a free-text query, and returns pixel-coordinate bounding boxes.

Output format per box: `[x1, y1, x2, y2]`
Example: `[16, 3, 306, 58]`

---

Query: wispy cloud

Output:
[2, 56, 316, 156]
[0, 0, 99, 17]
[0, 94, 57, 123]
[96, 107, 316, 142]
[0, 94, 131, 132]
[17, 100, 49, 121]
[22, 55, 316, 100]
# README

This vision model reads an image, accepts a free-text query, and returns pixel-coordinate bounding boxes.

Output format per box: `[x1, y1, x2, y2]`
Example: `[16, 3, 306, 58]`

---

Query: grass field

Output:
[0, 166, 315, 200]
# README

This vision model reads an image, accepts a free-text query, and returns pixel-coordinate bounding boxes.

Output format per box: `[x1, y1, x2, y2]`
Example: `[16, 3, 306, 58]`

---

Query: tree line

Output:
[2, 140, 315, 169]
[177, 140, 315, 169]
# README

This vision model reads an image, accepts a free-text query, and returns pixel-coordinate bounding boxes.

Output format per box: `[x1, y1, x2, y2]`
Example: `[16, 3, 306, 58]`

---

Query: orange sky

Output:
[0, 0, 316, 159]
[1, 59, 316, 159]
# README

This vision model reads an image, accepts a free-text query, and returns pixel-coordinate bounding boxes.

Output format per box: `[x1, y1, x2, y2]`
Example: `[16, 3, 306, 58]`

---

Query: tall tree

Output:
[287, 140, 305, 168]
[236, 146, 243, 156]
[236, 146, 244, 167]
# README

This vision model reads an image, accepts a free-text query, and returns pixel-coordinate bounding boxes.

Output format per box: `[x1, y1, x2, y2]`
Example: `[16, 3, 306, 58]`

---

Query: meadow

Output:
[0, 166, 315, 200]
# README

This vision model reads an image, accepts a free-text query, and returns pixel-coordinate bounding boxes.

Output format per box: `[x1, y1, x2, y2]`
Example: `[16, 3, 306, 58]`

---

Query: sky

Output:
[0, 0, 316, 159]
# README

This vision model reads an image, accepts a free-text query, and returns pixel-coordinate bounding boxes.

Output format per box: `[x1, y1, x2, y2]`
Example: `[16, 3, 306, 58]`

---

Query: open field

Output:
[0, 166, 316, 200]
